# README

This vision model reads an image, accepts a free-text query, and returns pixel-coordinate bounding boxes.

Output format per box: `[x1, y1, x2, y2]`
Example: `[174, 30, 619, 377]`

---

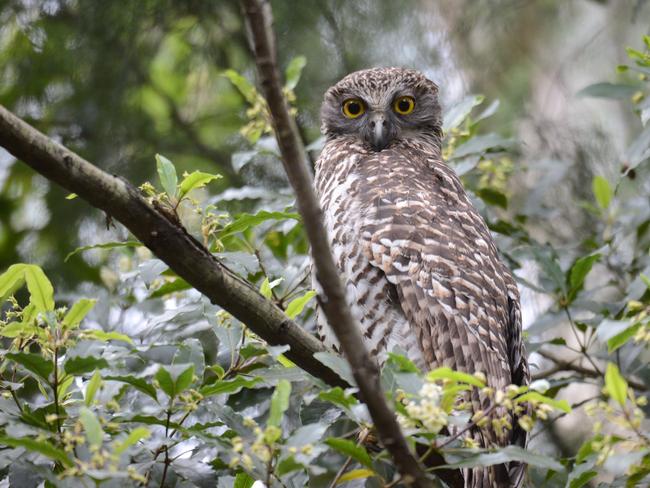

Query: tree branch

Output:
[534, 348, 647, 391]
[239, 1, 461, 487]
[0, 103, 345, 389]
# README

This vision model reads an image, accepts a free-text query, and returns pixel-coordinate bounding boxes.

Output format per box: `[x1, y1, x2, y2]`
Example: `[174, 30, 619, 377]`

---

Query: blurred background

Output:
[1, 0, 650, 478]
[0, 0, 647, 286]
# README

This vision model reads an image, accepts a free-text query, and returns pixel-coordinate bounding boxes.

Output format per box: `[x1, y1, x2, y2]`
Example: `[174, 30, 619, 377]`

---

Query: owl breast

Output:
[313, 142, 425, 367]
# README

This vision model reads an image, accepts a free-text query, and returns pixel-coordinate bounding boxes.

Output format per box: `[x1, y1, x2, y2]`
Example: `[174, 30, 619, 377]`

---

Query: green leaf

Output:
[567, 462, 598, 488]
[314, 352, 355, 386]
[155, 153, 178, 198]
[115, 414, 182, 430]
[476, 188, 508, 209]
[427, 367, 486, 387]
[260, 277, 283, 299]
[337, 469, 376, 483]
[62, 299, 96, 330]
[386, 352, 421, 373]
[82, 330, 133, 344]
[64, 241, 142, 262]
[233, 472, 255, 488]
[443, 94, 484, 132]
[516, 391, 571, 413]
[641, 273, 650, 290]
[21, 303, 37, 324]
[6, 352, 53, 381]
[452, 133, 513, 159]
[268, 379, 291, 427]
[178, 171, 221, 199]
[592, 176, 613, 209]
[223, 69, 258, 104]
[627, 47, 647, 61]
[576, 434, 603, 463]
[319, 387, 358, 409]
[152, 364, 195, 399]
[23, 265, 54, 312]
[219, 210, 301, 239]
[285, 55, 307, 90]
[64, 356, 109, 375]
[578, 82, 638, 99]
[207, 363, 225, 380]
[531, 246, 566, 293]
[65, 193, 77, 200]
[105, 375, 158, 401]
[239, 343, 267, 360]
[174, 365, 195, 394]
[440, 384, 473, 412]
[284, 290, 316, 319]
[277, 456, 304, 475]
[286, 422, 329, 448]
[149, 278, 191, 298]
[605, 362, 628, 406]
[0, 264, 27, 302]
[0, 436, 73, 467]
[155, 367, 175, 398]
[567, 253, 601, 301]
[607, 323, 642, 353]
[79, 407, 104, 447]
[277, 354, 295, 368]
[58, 374, 74, 399]
[200, 376, 261, 397]
[85, 370, 102, 406]
[625, 124, 650, 170]
[0, 321, 40, 338]
[113, 427, 150, 456]
[325, 438, 373, 468]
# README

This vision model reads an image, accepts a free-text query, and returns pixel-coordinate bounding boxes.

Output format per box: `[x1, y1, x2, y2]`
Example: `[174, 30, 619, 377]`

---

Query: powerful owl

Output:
[313, 68, 529, 487]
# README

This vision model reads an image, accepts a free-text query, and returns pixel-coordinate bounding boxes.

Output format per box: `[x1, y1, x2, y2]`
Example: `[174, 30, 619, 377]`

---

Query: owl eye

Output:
[342, 99, 365, 119]
[393, 96, 415, 115]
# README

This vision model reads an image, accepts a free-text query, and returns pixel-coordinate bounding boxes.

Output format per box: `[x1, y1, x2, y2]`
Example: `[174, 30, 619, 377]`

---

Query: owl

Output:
[313, 68, 529, 488]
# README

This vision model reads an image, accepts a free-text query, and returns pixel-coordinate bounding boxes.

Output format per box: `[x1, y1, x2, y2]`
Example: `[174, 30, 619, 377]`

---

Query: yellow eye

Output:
[342, 99, 365, 119]
[393, 96, 415, 115]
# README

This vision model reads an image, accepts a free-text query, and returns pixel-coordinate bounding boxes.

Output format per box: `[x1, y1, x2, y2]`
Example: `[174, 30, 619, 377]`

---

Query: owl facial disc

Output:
[320, 68, 442, 153]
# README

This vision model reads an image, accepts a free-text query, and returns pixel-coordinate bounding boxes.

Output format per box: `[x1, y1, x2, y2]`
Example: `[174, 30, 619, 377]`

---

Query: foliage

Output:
[0, 260, 569, 486]
[1, 2, 650, 486]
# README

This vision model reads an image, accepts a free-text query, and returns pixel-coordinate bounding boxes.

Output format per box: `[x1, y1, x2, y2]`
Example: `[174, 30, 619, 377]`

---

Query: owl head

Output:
[320, 67, 442, 152]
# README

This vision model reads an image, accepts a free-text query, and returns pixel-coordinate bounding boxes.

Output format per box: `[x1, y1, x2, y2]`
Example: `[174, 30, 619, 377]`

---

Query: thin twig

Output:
[530, 395, 599, 440]
[328, 456, 354, 488]
[437, 404, 498, 450]
[535, 348, 646, 391]
[52, 345, 63, 437]
[159, 446, 171, 488]
[254, 248, 280, 302]
[563, 307, 602, 376]
[327, 429, 373, 488]
[278, 267, 311, 307]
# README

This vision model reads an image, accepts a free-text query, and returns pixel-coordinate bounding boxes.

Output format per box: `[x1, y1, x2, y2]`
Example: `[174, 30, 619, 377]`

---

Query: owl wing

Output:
[358, 155, 528, 446]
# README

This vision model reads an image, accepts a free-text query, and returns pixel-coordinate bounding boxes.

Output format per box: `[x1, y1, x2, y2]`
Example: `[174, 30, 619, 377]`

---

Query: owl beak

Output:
[368, 113, 390, 151]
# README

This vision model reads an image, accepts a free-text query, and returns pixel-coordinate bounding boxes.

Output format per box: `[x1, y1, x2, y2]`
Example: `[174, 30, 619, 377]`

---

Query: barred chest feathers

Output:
[313, 140, 425, 368]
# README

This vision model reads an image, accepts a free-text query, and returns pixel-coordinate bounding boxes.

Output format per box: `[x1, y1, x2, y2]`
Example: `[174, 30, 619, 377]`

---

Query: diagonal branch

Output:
[239, 1, 462, 487]
[0, 103, 345, 389]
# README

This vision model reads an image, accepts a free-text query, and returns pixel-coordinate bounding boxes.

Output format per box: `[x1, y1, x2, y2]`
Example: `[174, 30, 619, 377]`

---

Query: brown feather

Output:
[314, 68, 529, 488]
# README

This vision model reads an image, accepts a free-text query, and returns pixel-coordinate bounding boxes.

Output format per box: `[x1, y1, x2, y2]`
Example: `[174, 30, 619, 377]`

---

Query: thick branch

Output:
[0, 103, 345, 388]
[240, 1, 460, 487]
